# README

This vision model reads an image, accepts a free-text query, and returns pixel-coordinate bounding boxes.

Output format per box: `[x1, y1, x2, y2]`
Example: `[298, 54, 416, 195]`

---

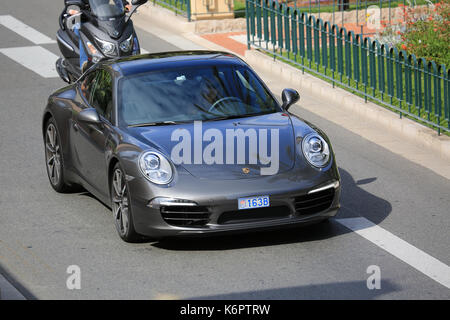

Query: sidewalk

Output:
[133, 7, 450, 181]
[200, 32, 247, 56]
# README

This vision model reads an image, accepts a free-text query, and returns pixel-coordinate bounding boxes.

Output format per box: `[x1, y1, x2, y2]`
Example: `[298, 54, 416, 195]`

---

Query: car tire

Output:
[110, 162, 141, 243]
[44, 118, 75, 193]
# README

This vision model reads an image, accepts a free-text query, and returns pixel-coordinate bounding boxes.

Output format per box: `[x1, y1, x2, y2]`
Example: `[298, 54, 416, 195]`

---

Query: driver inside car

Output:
[66, 0, 132, 71]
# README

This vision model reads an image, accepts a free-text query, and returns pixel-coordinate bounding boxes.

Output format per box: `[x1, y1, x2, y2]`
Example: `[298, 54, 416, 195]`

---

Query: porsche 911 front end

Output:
[118, 112, 340, 239]
[126, 169, 340, 238]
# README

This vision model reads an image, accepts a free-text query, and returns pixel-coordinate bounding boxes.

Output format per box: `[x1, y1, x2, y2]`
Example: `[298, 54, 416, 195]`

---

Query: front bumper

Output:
[127, 170, 341, 238]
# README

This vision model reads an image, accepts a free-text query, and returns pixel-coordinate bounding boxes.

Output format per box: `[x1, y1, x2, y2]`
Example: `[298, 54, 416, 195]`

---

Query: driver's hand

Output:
[68, 9, 80, 15]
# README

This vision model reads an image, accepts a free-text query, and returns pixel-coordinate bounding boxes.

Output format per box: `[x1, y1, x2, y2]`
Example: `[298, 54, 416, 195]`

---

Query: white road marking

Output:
[0, 15, 56, 45]
[336, 217, 450, 289]
[0, 46, 58, 78]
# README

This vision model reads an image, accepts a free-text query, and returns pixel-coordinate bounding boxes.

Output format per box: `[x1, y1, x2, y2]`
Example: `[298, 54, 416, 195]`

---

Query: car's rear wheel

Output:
[44, 118, 73, 192]
[111, 163, 141, 242]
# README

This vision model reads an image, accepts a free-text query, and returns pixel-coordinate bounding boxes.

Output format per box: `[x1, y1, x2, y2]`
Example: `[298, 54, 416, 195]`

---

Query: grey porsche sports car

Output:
[43, 51, 340, 242]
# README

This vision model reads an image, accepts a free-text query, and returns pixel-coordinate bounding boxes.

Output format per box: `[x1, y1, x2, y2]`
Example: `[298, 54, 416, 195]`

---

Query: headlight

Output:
[302, 133, 330, 168]
[120, 35, 133, 53]
[85, 41, 103, 64]
[95, 37, 115, 55]
[139, 151, 173, 185]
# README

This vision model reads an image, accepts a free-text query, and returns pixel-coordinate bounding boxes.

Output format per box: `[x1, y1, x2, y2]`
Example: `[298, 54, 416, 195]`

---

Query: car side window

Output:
[90, 69, 113, 122]
[80, 71, 98, 102]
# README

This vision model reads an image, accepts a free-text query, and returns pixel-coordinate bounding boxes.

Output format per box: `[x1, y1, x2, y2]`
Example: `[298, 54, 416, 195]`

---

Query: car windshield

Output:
[89, 0, 124, 19]
[118, 65, 281, 126]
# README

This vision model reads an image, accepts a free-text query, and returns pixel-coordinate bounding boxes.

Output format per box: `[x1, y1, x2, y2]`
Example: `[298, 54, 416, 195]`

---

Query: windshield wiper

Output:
[128, 121, 178, 127]
[129, 112, 274, 127]
[205, 112, 273, 122]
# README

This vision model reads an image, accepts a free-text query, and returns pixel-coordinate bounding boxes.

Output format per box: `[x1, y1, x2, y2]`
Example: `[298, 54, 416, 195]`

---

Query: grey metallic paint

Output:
[43, 52, 340, 238]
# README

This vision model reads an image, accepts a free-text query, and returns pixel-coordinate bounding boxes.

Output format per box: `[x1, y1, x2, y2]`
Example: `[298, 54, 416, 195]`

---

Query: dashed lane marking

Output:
[0, 15, 56, 45]
[0, 46, 58, 78]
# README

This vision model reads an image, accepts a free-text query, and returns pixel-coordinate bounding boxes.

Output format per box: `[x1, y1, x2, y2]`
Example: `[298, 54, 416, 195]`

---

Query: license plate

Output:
[238, 195, 270, 210]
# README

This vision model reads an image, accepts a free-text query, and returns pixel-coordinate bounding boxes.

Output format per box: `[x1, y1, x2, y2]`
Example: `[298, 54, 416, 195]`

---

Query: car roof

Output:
[103, 51, 248, 77]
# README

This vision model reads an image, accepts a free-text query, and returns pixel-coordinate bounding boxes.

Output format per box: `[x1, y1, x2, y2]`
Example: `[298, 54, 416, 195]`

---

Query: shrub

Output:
[390, 1, 450, 66]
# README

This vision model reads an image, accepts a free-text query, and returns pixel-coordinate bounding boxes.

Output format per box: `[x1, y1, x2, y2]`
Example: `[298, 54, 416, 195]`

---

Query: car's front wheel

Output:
[44, 118, 74, 192]
[111, 162, 141, 242]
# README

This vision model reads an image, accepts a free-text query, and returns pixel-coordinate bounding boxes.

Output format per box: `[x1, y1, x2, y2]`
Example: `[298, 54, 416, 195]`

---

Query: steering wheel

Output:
[208, 97, 243, 113]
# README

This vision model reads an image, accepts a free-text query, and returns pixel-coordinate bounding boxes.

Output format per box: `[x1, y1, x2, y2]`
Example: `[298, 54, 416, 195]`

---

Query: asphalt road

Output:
[0, 0, 449, 300]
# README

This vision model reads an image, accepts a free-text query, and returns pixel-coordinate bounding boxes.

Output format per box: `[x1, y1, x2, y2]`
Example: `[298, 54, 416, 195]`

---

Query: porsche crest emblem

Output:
[242, 167, 250, 174]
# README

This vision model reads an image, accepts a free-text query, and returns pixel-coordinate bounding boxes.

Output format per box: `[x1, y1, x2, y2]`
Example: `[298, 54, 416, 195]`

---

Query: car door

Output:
[72, 68, 114, 198]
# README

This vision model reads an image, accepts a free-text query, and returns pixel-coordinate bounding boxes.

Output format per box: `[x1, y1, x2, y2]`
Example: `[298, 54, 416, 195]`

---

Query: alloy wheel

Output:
[45, 123, 61, 186]
[112, 168, 129, 235]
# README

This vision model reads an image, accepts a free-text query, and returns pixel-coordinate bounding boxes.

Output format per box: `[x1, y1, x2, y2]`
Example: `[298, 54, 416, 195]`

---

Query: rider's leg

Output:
[73, 23, 88, 71]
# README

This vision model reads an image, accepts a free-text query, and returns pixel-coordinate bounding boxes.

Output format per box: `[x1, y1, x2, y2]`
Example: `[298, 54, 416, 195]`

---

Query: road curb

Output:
[136, 3, 195, 33]
[244, 49, 450, 162]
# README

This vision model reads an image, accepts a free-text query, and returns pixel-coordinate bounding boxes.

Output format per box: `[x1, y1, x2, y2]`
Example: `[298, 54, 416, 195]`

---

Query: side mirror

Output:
[78, 108, 101, 124]
[131, 0, 148, 5]
[281, 88, 300, 111]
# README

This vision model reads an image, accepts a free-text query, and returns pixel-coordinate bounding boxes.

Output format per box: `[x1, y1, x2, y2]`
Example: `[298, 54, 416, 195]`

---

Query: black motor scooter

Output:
[56, 0, 147, 83]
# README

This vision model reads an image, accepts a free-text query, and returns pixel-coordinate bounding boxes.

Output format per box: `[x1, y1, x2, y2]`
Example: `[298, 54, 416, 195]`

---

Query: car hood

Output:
[126, 112, 296, 180]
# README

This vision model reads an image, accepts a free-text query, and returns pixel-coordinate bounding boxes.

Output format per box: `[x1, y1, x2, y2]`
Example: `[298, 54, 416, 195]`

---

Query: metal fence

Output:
[284, 0, 437, 36]
[246, 0, 449, 134]
[284, 1, 435, 21]
[153, 0, 191, 21]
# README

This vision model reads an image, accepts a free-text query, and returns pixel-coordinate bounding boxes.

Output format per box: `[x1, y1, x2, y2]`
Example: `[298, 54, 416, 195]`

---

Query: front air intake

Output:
[160, 205, 211, 227]
[294, 188, 335, 215]
[218, 206, 291, 225]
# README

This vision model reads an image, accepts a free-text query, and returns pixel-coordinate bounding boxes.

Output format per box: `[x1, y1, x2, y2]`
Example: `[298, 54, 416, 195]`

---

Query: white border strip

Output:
[336, 217, 450, 289]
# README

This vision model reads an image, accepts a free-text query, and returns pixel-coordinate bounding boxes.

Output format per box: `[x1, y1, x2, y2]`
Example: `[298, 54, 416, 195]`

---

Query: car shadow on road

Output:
[152, 168, 392, 251]
[187, 279, 399, 299]
[0, 262, 36, 300]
